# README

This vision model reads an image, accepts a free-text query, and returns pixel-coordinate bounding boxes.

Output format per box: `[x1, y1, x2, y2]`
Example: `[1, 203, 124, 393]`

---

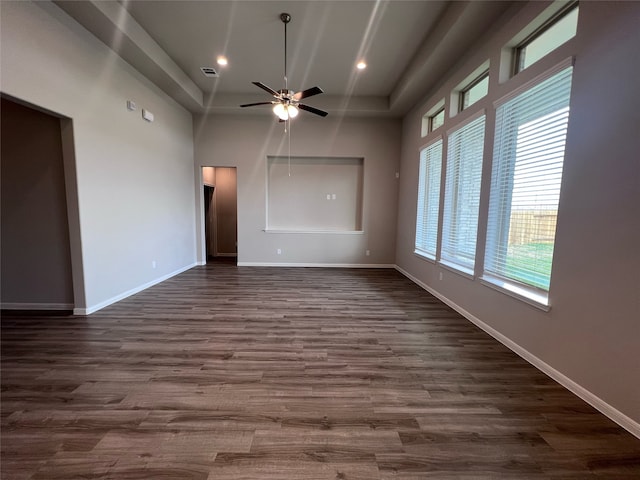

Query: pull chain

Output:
[288, 118, 292, 176]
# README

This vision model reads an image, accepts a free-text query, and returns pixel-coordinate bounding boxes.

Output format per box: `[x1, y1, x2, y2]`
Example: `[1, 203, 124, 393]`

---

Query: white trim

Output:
[1, 302, 73, 311]
[481, 274, 550, 311]
[263, 229, 364, 235]
[413, 250, 436, 263]
[75, 263, 197, 316]
[237, 262, 395, 268]
[423, 98, 446, 119]
[395, 265, 640, 440]
[438, 259, 475, 279]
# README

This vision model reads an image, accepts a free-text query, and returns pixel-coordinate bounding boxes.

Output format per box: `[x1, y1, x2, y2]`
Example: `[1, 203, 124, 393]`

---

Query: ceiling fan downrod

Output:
[281, 13, 291, 90]
[238, 11, 328, 120]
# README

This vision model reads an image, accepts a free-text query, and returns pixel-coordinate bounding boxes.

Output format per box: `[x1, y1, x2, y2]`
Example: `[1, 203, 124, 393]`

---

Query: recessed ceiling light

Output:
[217, 56, 228, 66]
[356, 61, 367, 70]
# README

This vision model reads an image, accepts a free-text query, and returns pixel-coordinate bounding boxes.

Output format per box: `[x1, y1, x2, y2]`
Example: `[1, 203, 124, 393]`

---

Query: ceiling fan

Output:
[240, 13, 328, 121]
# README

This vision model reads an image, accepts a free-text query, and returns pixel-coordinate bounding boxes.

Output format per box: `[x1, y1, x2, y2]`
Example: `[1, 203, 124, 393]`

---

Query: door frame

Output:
[197, 166, 238, 264]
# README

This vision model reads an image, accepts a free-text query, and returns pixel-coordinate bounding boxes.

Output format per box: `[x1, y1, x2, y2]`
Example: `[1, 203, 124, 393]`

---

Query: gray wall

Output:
[1, 98, 74, 309]
[267, 156, 363, 232]
[395, 1, 640, 426]
[1, 1, 197, 313]
[194, 115, 400, 266]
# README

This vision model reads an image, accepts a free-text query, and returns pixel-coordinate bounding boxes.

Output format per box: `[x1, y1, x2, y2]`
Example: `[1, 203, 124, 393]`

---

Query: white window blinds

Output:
[441, 114, 486, 272]
[485, 65, 573, 291]
[415, 139, 443, 258]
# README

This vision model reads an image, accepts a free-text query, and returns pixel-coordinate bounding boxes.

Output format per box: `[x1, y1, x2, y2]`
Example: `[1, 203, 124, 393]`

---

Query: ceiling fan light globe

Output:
[287, 105, 299, 118]
[273, 103, 288, 120]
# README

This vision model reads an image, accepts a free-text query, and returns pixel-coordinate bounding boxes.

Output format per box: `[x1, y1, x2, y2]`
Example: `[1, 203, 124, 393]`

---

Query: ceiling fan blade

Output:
[252, 81, 279, 96]
[298, 103, 329, 117]
[293, 86, 324, 101]
[240, 102, 275, 108]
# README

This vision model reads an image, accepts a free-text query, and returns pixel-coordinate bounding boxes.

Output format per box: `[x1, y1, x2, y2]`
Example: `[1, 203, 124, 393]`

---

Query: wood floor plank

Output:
[2, 263, 639, 478]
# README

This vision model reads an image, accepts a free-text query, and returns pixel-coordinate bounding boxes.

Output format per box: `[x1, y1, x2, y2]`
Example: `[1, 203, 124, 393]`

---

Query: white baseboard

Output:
[395, 265, 640, 440]
[237, 262, 396, 268]
[75, 263, 197, 316]
[1, 302, 74, 311]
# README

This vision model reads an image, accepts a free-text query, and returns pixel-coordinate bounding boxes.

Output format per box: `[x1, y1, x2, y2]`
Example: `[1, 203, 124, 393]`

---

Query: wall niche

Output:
[266, 156, 364, 232]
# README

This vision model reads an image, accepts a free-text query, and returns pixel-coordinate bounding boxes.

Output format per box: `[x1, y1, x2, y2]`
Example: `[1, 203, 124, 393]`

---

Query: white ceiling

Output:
[55, 0, 516, 117]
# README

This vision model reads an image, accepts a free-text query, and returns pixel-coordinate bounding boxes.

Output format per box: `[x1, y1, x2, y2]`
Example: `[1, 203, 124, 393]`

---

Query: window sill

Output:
[414, 250, 436, 263]
[438, 259, 475, 279]
[480, 274, 550, 311]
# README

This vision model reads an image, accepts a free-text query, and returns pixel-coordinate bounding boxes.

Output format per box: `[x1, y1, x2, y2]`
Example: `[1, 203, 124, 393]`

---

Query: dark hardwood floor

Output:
[2, 264, 639, 479]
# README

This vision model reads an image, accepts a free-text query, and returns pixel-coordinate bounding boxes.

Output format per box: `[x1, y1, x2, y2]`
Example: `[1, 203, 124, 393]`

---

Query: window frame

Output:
[421, 100, 446, 137]
[513, 2, 579, 74]
[459, 71, 489, 112]
[439, 111, 487, 276]
[428, 107, 445, 133]
[482, 60, 574, 308]
[414, 138, 444, 261]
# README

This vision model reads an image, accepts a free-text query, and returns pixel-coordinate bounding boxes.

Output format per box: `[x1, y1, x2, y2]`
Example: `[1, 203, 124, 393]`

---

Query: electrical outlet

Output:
[332, 194, 336, 200]
[365, 250, 370, 256]
[152, 260, 157, 269]
[277, 249, 282, 255]
[439, 271, 443, 280]
[326, 194, 331, 200]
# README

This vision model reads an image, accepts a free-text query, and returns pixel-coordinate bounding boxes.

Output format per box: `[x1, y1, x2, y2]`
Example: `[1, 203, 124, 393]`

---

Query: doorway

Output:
[202, 167, 237, 263]
[1, 97, 76, 310]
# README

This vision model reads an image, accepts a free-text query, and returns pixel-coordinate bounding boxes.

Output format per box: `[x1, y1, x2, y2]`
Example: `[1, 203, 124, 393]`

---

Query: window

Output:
[460, 72, 489, 111]
[515, 3, 578, 73]
[421, 101, 445, 136]
[429, 108, 445, 132]
[441, 114, 486, 273]
[484, 64, 573, 298]
[415, 139, 443, 259]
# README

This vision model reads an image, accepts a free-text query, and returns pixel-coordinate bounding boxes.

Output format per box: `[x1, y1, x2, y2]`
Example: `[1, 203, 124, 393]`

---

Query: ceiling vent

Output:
[200, 67, 219, 78]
